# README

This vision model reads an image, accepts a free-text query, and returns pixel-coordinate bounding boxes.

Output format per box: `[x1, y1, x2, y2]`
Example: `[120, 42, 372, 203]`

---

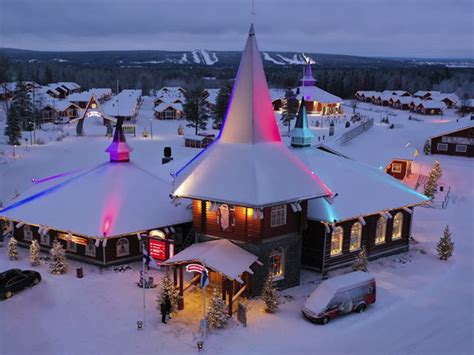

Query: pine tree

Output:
[183, 88, 208, 136]
[50, 240, 67, 275]
[207, 286, 228, 330]
[437, 225, 454, 260]
[8, 237, 18, 260]
[157, 269, 179, 312]
[423, 140, 431, 155]
[352, 247, 368, 272]
[9, 82, 35, 131]
[30, 239, 40, 266]
[280, 89, 299, 135]
[261, 273, 278, 313]
[213, 82, 232, 130]
[424, 161, 442, 198]
[5, 104, 22, 146]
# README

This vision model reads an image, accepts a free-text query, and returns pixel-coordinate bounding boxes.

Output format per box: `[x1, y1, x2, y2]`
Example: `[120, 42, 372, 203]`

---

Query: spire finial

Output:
[249, 23, 255, 36]
[105, 117, 132, 162]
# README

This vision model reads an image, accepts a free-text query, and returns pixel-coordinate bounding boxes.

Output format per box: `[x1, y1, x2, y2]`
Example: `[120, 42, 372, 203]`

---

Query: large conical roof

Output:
[173, 25, 332, 208]
[218, 24, 281, 144]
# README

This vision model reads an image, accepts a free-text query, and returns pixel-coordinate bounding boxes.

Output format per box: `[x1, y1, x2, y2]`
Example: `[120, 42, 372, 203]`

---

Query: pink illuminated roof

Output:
[173, 25, 332, 208]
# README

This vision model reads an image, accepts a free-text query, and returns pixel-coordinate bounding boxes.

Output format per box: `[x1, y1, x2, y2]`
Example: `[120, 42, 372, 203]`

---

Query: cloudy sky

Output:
[0, 0, 473, 58]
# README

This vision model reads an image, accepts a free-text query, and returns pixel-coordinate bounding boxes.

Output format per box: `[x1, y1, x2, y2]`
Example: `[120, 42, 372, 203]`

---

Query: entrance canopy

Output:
[163, 239, 261, 283]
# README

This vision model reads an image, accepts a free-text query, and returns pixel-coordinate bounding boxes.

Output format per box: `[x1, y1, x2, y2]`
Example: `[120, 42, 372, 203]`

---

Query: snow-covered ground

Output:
[0, 98, 473, 355]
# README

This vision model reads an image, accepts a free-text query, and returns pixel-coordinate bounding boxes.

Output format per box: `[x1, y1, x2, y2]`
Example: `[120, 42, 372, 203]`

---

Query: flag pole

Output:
[142, 236, 146, 328]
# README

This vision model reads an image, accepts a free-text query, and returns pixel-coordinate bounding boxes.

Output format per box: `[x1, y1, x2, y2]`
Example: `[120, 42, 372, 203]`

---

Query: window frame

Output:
[455, 144, 467, 153]
[330, 226, 344, 257]
[437, 143, 448, 151]
[375, 216, 387, 245]
[85, 238, 96, 257]
[40, 233, 50, 246]
[116, 238, 130, 257]
[391, 163, 402, 173]
[270, 205, 287, 228]
[349, 222, 362, 252]
[67, 239, 77, 253]
[23, 225, 33, 242]
[268, 247, 285, 280]
[392, 212, 404, 240]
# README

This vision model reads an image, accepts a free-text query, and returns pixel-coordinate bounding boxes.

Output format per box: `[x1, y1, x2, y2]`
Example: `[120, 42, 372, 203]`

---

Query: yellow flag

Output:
[414, 149, 419, 158]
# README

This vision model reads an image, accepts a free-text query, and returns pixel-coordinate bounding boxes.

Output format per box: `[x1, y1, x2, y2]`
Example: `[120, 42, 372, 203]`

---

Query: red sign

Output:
[149, 239, 167, 261]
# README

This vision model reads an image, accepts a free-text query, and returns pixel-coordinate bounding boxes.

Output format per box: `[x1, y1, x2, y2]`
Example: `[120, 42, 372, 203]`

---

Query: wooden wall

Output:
[431, 127, 474, 157]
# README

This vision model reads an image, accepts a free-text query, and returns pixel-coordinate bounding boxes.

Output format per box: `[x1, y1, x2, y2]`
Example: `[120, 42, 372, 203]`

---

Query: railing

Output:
[339, 117, 374, 145]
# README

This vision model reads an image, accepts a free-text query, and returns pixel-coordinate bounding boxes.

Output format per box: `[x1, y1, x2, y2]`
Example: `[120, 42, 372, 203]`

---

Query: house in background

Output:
[102, 89, 142, 121]
[154, 102, 184, 119]
[415, 101, 446, 115]
[430, 124, 474, 157]
[40, 100, 81, 122]
[68, 88, 113, 108]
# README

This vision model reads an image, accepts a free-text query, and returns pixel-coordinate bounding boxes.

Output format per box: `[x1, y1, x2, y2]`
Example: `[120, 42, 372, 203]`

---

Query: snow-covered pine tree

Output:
[5, 104, 22, 146]
[424, 161, 442, 198]
[280, 89, 299, 135]
[50, 239, 67, 275]
[352, 247, 368, 272]
[213, 82, 232, 130]
[423, 140, 431, 155]
[207, 286, 228, 330]
[8, 237, 18, 260]
[184, 88, 209, 136]
[261, 273, 278, 313]
[157, 269, 179, 312]
[30, 239, 40, 266]
[437, 225, 454, 260]
[431, 160, 442, 180]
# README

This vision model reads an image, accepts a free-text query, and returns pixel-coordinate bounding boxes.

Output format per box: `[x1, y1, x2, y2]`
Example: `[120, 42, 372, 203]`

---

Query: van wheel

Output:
[5, 291, 13, 299]
[33, 278, 40, 285]
[322, 316, 330, 325]
[357, 304, 366, 313]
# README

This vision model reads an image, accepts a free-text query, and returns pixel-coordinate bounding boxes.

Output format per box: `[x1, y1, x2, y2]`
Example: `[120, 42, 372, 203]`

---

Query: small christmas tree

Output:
[423, 140, 431, 155]
[437, 225, 454, 260]
[50, 240, 67, 275]
[261, 273, 278, 313]
[424, 161, 442, 198]
[431, 160, 442, 180]
[8, 237, 18, 260]
[352, 247, 368, 272]
[207, 286, 227, 330]
[30, 239, 40, 266]
[157, 269, 179, 312]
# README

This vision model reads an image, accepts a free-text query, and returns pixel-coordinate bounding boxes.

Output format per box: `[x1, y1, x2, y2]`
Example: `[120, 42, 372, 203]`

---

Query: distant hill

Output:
[0, 48, 416, 69]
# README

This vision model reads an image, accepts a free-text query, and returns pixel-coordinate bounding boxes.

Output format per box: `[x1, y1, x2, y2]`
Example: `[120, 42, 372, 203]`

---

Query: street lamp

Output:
[149, 118, 153, 139]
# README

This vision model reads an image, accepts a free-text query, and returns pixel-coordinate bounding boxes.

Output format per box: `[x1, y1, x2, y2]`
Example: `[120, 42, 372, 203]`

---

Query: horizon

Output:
[0, 0, 473, 59]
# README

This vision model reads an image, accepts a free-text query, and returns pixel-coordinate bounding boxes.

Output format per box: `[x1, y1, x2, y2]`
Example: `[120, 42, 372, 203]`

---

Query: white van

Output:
[302, 271, 376, 324]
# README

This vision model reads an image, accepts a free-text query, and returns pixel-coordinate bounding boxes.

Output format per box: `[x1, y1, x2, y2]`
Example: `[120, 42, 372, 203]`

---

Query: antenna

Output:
[251, 0, 256, 25]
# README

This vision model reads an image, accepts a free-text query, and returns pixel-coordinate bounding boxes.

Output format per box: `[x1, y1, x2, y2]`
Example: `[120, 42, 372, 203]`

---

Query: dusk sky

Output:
[1, 0, 473, 58]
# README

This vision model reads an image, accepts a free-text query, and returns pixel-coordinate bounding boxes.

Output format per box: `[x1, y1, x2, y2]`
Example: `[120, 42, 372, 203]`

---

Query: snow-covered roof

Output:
[355, 90, 378, 97]
[102, 90, 142, 117]
[203, 88, 219, 105]
[293, 148, 429, 223]
[303, 272, 375, 315]
[269, 88, 287, 101]
[429, 123, 474, 140]
[154, 102, 183, 113]
[417, 100, 446, 109]
[56, 82, 81, 91]
[163, 239, 260, 283]
[0, 160, 191, 238]
[173, 25, 332, 208]
[429, 93, 459, 103]
[291, 98, 314, 143]
[42, 99, 80, 112]
[68, 88, 112, 102]
[395, 96, 415, 105]
[156, 87, 186, 103]
[465, 99, 474, 108]
[383, 90, 410, 96]
[295, 85, 342, 104]
[413, 90, 440, 97]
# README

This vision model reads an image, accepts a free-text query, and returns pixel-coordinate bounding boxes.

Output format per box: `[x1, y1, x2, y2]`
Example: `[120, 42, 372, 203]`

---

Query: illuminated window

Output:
[271, 205, 287, 227]
[85, 239, 96, 257]
[330, 227, 344, 256]
[375, 217, 387, 245]
[392, 212, 403, 240]
[40, 232, 50, 246]
[456, 145, 467, 153]
[67, 239, 77, 253]
[350, 222, 362, 252]
[23, 225, 33, 241]
[437, 143, 448, 151]
[391, 163, 402, 173]
[269, 247, 284, 279]
[116, 238, 130, 257]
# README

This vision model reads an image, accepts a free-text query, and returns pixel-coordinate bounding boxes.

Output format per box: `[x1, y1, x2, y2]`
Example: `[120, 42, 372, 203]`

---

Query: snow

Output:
[164, 239, 260, 282]
[102, 90, 142, 118]
[154, 102, 183, 113]
[303, 271, 375, 315]
[262, 52, 285, 65]
[296, 85, 343, 104]
[276, 53, 308, 65]
[191, 49, 218, 65]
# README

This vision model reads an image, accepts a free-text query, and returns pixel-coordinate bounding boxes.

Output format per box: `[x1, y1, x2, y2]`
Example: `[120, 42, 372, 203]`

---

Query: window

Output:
[375, 217, 387, 245]
[67, 240, 77, 253]
[271, 205, 287, 227]
[391, 163, 402, 173]
[469, 128, 474, 138]
[392, 212, 403, 240]
[23, 225, 33, 241]
[40, 233, 50, 246]
[456, 144, 467, 153]
[116, 238, 130, 257]
[437, 143, 448, 151]
[330, 227, 344, 256]
[350, 222, 362, 252]
[269, 247, 284, 279]
[85, 239, 96, 257]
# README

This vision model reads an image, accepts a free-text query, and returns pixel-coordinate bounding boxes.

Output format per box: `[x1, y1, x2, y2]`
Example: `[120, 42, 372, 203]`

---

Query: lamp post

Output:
[149, 118, 153, 140]
[13, 144, 16, 158]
